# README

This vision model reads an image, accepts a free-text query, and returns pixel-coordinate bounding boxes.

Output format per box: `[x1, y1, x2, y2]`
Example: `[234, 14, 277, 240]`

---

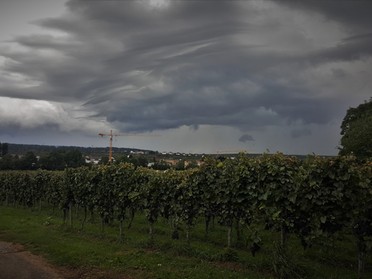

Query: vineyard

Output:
[1, 153, 371, 278]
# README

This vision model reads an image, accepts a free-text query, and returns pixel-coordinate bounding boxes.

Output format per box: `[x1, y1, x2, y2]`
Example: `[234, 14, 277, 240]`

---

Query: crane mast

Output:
[98, 130, 159, 163]
[98, 130, 119, 163]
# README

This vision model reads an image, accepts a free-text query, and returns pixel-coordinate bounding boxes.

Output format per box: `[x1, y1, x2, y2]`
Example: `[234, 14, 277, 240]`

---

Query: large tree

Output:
[339, 99, 372, 159]
[64, 149, 85, 168]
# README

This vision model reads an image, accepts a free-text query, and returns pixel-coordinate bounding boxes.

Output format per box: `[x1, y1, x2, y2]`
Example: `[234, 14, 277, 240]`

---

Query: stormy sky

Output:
[0, 0, 371, 155]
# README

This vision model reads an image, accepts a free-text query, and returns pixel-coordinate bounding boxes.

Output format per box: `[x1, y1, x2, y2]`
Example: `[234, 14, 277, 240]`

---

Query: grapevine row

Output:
[0, 154, 371, 275]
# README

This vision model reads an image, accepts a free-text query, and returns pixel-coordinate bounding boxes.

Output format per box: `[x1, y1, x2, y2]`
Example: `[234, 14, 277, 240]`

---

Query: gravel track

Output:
[0, 241, 64, 279]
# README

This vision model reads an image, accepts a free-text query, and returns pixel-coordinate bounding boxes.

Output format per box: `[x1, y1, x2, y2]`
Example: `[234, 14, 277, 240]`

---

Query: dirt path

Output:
[0, 241, 64, 279]
[0, 241, 130, 279]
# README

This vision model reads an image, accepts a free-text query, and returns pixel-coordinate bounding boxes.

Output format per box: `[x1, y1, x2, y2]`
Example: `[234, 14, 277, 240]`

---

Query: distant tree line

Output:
[0, 148, 85, 171]
[0, 145, 198, 171]
[6, 143, 151, 158]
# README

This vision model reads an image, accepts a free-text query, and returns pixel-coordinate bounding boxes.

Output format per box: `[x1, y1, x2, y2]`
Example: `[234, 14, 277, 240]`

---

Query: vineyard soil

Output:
[0, 241, 63, 279]
[0, 241, 131, 279]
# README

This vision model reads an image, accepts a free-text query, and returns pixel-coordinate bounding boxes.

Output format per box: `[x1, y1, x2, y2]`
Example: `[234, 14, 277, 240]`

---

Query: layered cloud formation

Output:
[0, 0, 371, 153]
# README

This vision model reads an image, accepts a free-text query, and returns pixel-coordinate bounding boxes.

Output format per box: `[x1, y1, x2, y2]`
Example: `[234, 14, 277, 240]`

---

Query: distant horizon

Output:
[5, 141, 337, 157]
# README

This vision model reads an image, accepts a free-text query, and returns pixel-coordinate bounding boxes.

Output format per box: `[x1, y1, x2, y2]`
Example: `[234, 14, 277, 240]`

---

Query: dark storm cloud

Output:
[291, 129, 311, 139]
[310, 34, 372, 63]
[239, 134, 255, 143]
[276, 0, 372, 31]
[0, 0, 371, 137]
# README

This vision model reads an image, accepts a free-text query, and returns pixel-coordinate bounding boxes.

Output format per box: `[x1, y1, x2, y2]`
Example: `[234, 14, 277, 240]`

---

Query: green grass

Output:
[0, 205, 371, 279]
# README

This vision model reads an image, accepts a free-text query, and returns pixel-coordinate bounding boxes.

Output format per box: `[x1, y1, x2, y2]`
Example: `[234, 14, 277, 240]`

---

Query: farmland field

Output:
[1, 205, 371, 279]
[1, 154, 371, 278]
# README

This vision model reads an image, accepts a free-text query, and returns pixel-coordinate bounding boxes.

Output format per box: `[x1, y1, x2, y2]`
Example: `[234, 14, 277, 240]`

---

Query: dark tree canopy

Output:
[1, 142, 9, 156]
[339, 99, 372, 159]
[17, 151, 38, 170]
[38, 149, 85, 170]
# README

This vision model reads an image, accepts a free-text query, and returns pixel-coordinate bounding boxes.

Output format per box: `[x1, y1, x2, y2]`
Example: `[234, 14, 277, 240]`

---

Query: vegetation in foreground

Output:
[0, 205, 371, 279]
[1, 154, 372, 278]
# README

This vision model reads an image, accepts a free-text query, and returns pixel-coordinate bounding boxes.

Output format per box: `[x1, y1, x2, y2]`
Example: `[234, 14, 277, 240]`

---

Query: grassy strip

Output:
[0, 206, 371, 279]
[0, 206, 269, 279]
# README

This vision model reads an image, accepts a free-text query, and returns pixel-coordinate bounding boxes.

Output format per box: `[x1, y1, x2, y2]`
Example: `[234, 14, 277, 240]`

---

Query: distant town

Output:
[0, 142, 314, 171]
[0, 142, 224, 171]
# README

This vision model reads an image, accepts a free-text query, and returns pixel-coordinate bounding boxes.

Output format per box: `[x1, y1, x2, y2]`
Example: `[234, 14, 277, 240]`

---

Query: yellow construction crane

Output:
[98, 130, 159, 163]
[98, 130, 120, 163]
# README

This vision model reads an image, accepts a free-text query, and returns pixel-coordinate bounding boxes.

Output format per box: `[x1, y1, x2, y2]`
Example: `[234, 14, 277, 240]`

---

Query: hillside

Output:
[7, 143, 153, 158]
[5, 143, 322, 161]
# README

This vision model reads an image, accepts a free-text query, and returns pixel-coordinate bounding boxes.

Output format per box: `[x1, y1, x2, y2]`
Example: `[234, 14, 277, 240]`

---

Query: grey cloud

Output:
[275, 0, 372, 31]
[310, 35, 372, 63]
[331, 68, 347, 79]
[239, 134, 255, 143]
[291, 129, 311, 139]
[342, 32, 372, 42]
[0, 0, 371, 139]
[14, 34, 80, 51]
